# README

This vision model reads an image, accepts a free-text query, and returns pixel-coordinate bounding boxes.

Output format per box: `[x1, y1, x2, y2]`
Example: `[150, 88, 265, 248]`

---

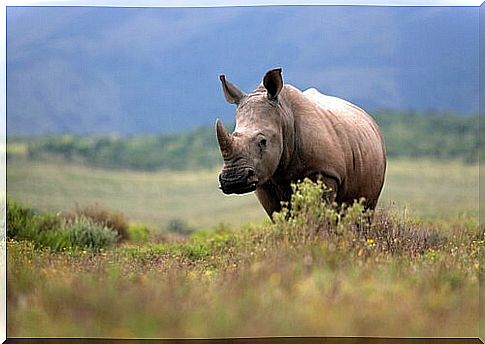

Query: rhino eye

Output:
[257, 136, 268, 158]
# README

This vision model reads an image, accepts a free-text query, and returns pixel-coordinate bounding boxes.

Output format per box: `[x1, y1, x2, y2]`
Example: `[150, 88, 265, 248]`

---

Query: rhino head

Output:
[216, 68, 285, 195]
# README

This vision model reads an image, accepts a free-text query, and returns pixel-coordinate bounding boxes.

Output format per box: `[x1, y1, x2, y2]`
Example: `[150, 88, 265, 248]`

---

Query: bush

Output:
[167, 218, 195, 236]
[272, 179, 370, 241]
[128, 223, 150, 243]
[7, 200, 119, 251]
[64, 215, 119, 249]
[7, 199, 67, 250]
[7, 199, 35, 238]
[69, 204, 129, 241]
[271, 179, 443, 256]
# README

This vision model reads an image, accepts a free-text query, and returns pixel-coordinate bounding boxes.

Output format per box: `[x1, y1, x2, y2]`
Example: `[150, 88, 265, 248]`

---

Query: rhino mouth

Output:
[218, 168, 258, 195]
[219, 181, 258, 195]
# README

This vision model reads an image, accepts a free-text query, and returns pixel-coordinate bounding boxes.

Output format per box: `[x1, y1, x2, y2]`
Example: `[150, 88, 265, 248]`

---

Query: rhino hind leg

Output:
[307, 172, 339, 205]
[363, 199, 378, 212]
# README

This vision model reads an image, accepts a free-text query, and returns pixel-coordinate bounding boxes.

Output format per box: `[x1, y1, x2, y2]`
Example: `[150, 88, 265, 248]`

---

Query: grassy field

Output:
[7, 180, 481, 338]
[6, 159, 481, 338]
[6, 158, 479, 231]
[7, 160, 266, 229]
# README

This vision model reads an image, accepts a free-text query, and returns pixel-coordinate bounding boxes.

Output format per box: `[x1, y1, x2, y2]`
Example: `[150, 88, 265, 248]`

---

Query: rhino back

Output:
[283, 85, 386, 204]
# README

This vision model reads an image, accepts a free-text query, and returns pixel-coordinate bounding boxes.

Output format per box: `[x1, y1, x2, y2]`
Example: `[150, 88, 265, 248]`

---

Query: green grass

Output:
[7, 160, 266, 230]
[7, 190, 481, 337]
[381, 159, 479, 220]
[6, 175, 481, 338]
[6, 159, 479, 231]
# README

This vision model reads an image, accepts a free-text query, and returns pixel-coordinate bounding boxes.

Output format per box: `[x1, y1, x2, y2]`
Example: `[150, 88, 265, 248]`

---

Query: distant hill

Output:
[7, 112, 479, 170]
[6, 6, 479, 136]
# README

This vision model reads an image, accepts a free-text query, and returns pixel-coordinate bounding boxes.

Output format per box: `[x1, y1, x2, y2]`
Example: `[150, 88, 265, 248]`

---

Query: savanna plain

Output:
[5, 157, 482, 338]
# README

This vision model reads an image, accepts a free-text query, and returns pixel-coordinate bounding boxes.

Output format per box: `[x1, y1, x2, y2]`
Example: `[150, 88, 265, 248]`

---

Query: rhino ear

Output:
[220, 75, 245, 105]
[263, 68, 283, 101]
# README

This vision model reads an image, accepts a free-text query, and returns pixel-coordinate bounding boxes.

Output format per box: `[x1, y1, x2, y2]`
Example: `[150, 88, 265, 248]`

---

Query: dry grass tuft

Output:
[365, 208, 444, 255]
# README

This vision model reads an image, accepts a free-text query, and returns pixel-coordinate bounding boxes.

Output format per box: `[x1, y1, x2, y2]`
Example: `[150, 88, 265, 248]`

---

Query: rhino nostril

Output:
[247, 169, 255, 177]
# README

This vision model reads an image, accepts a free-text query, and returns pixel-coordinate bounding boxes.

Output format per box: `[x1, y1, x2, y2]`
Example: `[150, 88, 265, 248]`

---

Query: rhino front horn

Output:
[215, 119, 232, 156]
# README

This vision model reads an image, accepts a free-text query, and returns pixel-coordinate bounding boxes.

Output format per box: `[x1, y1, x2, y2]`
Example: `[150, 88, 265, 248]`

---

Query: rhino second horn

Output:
[215, 119, 232, 156]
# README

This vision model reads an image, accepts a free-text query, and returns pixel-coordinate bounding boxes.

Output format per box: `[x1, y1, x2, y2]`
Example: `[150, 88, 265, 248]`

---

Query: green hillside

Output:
[7, 112, 478, 171]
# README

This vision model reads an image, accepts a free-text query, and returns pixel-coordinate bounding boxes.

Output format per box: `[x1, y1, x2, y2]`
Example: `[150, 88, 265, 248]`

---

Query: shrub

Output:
[70, 204, 129, 241]
[271, 178, 443, 256]
[6, 199, 67, 250]
[167, 218, 195, 236]
[272, 179, 370, 242]
[63, 215, 119, 249]
[6, 199, 35, 238]
[7, 199, 120, 251]
[128, 223, 150, 243]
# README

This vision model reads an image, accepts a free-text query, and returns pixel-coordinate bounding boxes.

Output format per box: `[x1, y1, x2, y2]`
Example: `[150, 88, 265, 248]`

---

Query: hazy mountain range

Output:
[7, 5, 479, 136]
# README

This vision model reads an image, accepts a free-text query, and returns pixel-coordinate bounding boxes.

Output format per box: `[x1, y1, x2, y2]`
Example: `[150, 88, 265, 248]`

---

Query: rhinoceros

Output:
[215, 68, 386, 218]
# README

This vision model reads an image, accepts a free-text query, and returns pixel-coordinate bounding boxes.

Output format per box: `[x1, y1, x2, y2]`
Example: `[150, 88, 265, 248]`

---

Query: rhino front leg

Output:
[255, 181, 291, 219]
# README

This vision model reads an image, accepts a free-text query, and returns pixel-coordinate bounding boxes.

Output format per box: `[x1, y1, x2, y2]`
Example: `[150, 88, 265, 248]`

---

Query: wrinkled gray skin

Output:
[216, 68, 387, 218]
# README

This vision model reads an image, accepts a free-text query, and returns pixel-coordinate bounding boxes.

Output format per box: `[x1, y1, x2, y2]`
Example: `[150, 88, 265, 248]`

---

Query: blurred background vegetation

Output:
[6, 111, 480, 231]
[6, 111, 479, 170]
